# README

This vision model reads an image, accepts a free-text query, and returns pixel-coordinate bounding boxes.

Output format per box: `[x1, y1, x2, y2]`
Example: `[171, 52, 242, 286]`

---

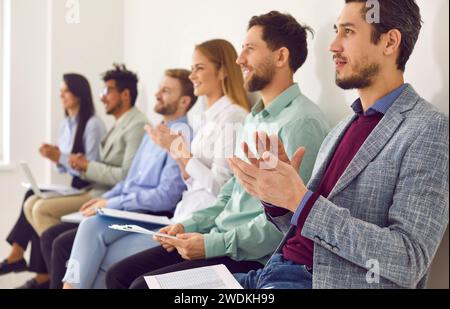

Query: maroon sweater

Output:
[266, 112, 384, 267]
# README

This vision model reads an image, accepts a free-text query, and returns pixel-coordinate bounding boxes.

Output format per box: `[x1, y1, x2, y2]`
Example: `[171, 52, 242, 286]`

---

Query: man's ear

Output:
[121, 88, 132, 106]
[180, 96, 191, 113]
[276, 47, 290, 68]
[383, 29, 402, 56]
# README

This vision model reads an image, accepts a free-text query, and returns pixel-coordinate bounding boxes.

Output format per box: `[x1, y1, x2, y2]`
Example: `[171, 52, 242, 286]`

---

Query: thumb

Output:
[291, 147, 306, 172]
[261, 151, 279, 170]
[144, 123, 152, 133]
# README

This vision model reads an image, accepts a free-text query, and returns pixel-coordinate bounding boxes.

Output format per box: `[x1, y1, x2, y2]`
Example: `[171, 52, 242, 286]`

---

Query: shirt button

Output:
[333, 247, 340, 253]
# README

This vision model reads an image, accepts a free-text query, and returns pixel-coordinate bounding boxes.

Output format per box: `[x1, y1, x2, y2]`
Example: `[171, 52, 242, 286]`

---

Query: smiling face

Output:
[236, 26, 277, 92]
[189, 49, 222, 98]
[330, 2, 385, 90]
[154, 75, 184, 116]
[100, 79, 125, 115]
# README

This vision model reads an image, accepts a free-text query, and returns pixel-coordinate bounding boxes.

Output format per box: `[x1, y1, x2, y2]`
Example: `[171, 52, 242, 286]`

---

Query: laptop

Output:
[19, 161, 88, 199]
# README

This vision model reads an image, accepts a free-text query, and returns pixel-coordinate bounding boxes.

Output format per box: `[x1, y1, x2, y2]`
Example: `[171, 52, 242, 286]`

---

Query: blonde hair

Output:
[195, 39, 250, 111]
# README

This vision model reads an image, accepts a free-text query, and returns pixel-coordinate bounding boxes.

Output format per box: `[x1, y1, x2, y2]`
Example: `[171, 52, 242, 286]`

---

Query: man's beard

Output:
[106, 100, 123, 115]
[245, 59, 276, 92]
[154, 100, 178, 116]
[336, 62, 380, 90]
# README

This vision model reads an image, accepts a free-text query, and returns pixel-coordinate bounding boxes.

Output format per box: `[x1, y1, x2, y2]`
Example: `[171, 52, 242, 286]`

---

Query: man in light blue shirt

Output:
[45, 69, 198, 289]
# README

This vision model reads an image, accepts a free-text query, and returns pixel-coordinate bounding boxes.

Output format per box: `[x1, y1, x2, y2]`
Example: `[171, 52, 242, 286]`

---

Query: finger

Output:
[242, 143, 259, 167]
[236, 178, 257, 197]
[166, 246, 176, 253]
[254, 131, 270, 157]
[259, 131, 271, 154]
[262, 151, 294, 175]
[159, 123, 170, 133]
[158, 226, 170, 234]
[80, 199, 97, 211]
[232, 172, 256, 192]
[261, 151, 280, 170]
[176, 233, 197, 240]
[270, 135, 290, 164]
[160, 236, 182, 247]
[229, 157, 258, 182]
[162, 243, 175, 252]
[82, 208, 92, 217]
[244, 186, 262, 199]
[233, 165, 258, 189]
[291, 147, 306, 172]
[144, 124, 153, 135]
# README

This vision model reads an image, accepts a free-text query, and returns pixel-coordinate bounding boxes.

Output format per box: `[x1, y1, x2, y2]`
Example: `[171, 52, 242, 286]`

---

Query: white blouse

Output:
[172, 96, 248, 222]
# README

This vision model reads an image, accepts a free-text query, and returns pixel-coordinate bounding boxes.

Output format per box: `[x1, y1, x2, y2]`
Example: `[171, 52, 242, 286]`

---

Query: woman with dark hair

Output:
[0, 74, 106, 289]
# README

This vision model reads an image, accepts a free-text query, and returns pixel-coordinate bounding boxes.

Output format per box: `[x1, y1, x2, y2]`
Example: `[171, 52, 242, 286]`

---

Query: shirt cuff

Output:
[106, 196, 122, 210]
[203, 232, 226, 259]
[180, 217, 198, 233]
[290, 190, 314, 226]
[185, 158, 204, 183]
[58, 153, 69, 167]
[102, 190, 114, 200]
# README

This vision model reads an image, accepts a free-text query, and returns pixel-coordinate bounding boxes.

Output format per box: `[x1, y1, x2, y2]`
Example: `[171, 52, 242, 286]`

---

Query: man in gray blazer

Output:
[24, 64, 148, 238]
[229, 0, 448, 289]
[70, 64, 148, 195]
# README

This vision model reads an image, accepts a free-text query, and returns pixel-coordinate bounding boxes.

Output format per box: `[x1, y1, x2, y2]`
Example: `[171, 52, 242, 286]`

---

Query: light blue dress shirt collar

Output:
[351, 83, 408, 116]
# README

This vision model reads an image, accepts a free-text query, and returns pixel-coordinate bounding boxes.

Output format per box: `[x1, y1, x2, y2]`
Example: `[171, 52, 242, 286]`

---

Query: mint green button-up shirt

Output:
[181, 84, 330, 265]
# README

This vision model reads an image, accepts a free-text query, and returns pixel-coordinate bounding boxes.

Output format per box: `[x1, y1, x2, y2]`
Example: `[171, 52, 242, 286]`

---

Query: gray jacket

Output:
[82, 107, 147, 195]
[273, 85, 449, 289]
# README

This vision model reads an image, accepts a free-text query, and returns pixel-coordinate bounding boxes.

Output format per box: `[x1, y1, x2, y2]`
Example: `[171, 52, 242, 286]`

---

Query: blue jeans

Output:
[234, 254, 312, 289]
[63, 215, 161, 289]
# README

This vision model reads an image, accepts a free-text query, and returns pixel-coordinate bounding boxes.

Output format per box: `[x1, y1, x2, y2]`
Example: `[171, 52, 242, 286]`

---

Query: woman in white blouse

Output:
[150, 39, 250, 220]
[60, 39, 250, 289]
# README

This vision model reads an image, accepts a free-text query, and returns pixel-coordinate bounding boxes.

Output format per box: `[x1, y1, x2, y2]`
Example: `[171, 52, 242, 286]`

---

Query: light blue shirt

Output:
[57, 115, 106, 177]
[102, 116, 192, 213]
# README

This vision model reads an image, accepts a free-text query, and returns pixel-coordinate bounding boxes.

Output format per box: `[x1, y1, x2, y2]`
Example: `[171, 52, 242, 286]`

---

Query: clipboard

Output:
[108, 224, 178, 240]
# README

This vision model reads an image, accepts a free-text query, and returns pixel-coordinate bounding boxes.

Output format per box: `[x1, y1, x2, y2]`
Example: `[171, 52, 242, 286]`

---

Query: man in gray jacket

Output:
[23, 64, 147, 236]
[230, 0, 448, 289]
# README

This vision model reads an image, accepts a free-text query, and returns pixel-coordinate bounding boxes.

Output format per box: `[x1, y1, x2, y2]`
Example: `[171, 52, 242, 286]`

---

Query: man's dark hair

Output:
[102, 63, 139, 106]
[345, 0, 422, 72]
[248, 11, 314, 73]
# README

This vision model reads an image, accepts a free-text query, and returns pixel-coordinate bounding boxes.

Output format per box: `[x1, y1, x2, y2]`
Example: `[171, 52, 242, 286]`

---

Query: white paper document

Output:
[108, 224, 178, 240]
[144, 264, 243, 289]
[61, 212, 86, 224]
[97, 208, 174, 226]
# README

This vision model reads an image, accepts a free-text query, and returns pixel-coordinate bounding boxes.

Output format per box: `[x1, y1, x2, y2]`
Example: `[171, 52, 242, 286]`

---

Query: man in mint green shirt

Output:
[105, 11, 330, 289]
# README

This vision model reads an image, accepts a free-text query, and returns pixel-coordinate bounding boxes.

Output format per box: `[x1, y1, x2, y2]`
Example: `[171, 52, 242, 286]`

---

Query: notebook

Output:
[61, 208, 174, 225]
[144, 264, 243, 289]
[97, 208, 174, 226]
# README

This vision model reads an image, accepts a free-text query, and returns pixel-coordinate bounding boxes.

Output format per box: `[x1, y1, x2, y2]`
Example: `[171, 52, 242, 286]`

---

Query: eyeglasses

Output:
[99, 86, 118, 98]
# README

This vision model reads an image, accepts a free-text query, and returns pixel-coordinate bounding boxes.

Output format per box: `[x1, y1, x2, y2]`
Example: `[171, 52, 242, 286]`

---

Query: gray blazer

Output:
[82, 107, 147, 195]
[273, 85, 449, 289]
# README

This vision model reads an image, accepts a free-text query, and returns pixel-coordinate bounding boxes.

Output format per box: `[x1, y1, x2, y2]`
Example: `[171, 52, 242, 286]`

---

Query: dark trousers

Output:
[6, 189, 47, 273]
[40, 223, 78, 289]
[106, 245, 264, 289]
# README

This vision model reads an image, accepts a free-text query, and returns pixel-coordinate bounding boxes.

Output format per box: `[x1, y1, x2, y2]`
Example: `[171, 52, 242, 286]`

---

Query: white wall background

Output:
[124, 0, 449, 126]
[0, 0, 124, 288]
[0, 0, 448, 288]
